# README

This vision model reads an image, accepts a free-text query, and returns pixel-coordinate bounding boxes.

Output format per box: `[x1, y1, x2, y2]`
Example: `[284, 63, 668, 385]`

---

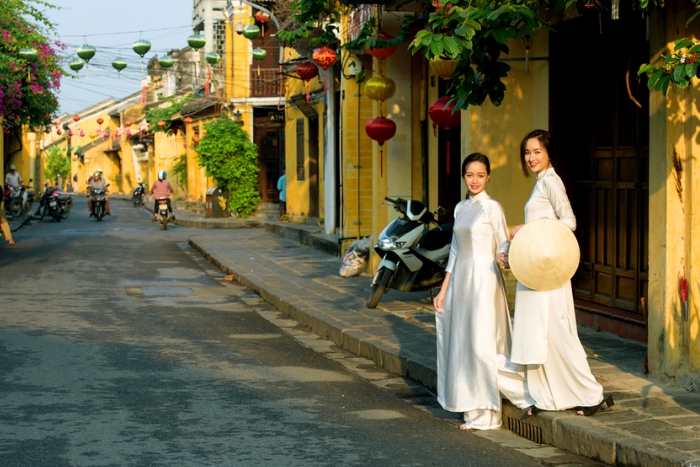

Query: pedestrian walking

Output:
[277, 168, 287, 219]
[508, 129, 613, 417]
[0, 199, 16, 245]
[432, 153, 535, 430]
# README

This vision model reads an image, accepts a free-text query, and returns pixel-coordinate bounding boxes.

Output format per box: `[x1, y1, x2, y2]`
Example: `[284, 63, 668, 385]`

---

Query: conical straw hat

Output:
[509, 218, 580, 291]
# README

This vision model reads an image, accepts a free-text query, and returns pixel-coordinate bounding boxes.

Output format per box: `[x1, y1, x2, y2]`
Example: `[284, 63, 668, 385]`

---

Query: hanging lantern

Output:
[67, 129, 74, 137]
[296, 61, 319, 104]
[69, 59, 84, 75]
[112, 57, 127, 81]
[79, 130, 85, 137]
[430, 58, 459, 80]
[366, 116, 397, 177]
[184, 116, 193, 125]
[89, 131, 98, 140]
[205, 52, 220, 66]
[96, 118, 104, 126]
[242, 25, 261, 41]
[366, 33, 398, 60]
[157, 120, 166, 129]
[254, 10, 270, 36]
[72, 114, 80, 122]
[19, 47, 38, 62]
[429, 96, 461, 175]
[187, 34, 206, 51]
[125, 129, 132, 137]
[77, 44, 96, 63]
[56, 129, 62, 135]
[364, 75, 396, 102]
[125, 119, 133, 127]
[132, 39, 151, 58]
[312, 46, 337, 94]
[252, 48, 267, 75]
[159, 55, 174, 69]
[103, 130, 109, 138]
[192, 134, 200, 143]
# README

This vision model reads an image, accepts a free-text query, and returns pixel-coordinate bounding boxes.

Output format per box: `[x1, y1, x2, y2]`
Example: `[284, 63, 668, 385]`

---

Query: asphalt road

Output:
[0, 198, 547, 467]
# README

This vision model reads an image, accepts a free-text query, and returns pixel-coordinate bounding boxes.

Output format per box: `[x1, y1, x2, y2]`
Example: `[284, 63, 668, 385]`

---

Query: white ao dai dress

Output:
[510, 168, 604, 410]
[436, 191, 534, 430]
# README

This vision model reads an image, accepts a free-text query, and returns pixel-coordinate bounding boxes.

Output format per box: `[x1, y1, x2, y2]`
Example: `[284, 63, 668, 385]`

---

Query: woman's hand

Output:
[510, 224, 525, 240]
[497, 253, 509, 269]
[433, 291, 446, 313]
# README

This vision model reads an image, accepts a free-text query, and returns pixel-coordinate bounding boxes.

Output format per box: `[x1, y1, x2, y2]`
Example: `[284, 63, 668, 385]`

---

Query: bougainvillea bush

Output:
[0, 0, 63, 129]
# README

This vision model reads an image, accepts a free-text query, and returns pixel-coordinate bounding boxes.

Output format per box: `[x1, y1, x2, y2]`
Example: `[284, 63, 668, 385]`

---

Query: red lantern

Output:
[312, 46, 337, 94]
[96, 117, 104, 126]
[125, 119, 133, 127]
[296, 61, 319, 104]
[365, 32, 397, 60]
[157, 119, 166, 129]
[254, 11, 270, 36]
[56, 129, 62, 135]
[72, 114, 80, 122]
[183, 116, 193, 125]
[192, 134, 200, 143]
[429, 96, 461, 174]
[366, 116, 397, 177]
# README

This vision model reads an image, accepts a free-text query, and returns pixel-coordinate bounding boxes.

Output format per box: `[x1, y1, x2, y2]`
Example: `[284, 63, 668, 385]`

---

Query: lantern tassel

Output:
[306, 83, 310, 104]
[380, 147, 383, 177]
[446, 137, 451, 175]
[323, 73, 327, 95]
[258, 63, 261, 76]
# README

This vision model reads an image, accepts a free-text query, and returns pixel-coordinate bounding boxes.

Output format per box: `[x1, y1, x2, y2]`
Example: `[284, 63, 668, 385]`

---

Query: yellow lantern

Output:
[430, 58, 459, 80]
[364, 75, 396, 102]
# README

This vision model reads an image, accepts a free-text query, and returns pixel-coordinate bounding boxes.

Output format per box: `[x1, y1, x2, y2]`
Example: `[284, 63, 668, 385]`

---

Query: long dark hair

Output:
[519, 129, 556, 178]
[462, 152, 491, 176]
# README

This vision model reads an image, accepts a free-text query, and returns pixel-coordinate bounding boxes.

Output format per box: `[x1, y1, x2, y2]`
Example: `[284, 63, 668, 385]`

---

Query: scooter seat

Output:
[58, 195, 72, 202]
[418, 223, 454, 251]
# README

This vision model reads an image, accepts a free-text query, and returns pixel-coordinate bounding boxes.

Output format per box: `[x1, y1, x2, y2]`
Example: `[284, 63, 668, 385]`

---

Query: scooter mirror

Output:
[437, 206, 447, 216]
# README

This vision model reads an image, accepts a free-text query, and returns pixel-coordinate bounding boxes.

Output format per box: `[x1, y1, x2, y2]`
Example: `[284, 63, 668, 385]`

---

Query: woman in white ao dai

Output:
[433, 153, 535, 430]
[509, 130, 612, 417]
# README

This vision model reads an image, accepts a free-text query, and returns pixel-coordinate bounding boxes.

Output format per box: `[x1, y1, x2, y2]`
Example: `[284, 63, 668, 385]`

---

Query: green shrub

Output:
[196, 118, 260, 217]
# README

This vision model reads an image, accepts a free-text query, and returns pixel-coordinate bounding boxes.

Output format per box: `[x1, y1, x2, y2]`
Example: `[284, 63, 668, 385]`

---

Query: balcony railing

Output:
[250, 68, 284, 97]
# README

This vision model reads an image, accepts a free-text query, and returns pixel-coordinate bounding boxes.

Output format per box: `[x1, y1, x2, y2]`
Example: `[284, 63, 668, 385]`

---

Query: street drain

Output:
[506, 416, 543, 444]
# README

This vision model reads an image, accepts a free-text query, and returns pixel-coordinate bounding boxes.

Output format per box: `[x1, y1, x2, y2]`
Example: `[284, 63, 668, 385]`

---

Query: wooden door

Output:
[551, 9, 649, 316]
[254, 112, 284, 203]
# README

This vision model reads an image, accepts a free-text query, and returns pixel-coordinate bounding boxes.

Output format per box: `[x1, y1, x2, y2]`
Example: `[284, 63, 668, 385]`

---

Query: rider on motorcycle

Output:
[88, 169, 110, 216]
[4, 164, 22, 191]
[150, 170, 174, 221]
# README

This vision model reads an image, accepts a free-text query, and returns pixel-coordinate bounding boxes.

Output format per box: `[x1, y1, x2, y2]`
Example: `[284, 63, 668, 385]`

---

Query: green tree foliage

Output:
[171, 153, 188, 191]
[43, 147, 70, 184]
[195, 118, 261, 217]
[143, 95, 195, 135]
[0, 0, 63, 128]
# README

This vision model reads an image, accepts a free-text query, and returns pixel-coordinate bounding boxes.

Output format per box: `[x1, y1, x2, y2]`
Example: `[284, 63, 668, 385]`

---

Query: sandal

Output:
[575, 394, 614, 416]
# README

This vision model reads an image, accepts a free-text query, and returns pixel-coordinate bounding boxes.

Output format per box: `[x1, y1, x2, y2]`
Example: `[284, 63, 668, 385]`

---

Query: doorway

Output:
[550, 8, 649, 323]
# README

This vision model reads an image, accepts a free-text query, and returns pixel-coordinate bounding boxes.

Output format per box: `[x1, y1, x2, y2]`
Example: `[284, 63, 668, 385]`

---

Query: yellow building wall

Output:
[152, 131, 187, 200]
[4, 127, 36, 190]
[647, 6, 700, 383]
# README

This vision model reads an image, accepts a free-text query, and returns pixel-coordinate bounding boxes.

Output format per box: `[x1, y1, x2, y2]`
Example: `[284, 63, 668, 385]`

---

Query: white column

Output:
[324, 67, 336, 234]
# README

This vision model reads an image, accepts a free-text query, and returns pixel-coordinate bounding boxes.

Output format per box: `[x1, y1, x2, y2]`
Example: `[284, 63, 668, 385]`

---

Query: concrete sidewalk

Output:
[186, 224, 700, 467]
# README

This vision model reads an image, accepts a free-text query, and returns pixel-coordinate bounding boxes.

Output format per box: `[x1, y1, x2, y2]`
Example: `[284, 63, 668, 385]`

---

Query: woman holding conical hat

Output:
[507, 129, 613, 417]
[433, 153, 535, 430]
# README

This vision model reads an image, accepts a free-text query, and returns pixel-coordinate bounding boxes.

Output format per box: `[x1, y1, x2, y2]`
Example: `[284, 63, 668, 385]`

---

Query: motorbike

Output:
[36, 186, 66, 222]
[155, 197, 173, 230]
[367, 197, 453, 309]
[90, 185, 109, 221]
[132, 182, 145, 207]
[3, 180, 34, 217]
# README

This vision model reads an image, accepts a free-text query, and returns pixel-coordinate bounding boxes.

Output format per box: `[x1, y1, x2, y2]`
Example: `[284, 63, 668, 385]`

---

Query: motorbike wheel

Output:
[162, 215, 169, 230]
[366, 267, 393, 309]
[9, 199, 22, 217]
[22, 200, 32, 215]
[52, 208, 62, 222]
[96, 206, 103, 221]
[39, 204, 47, 221]
[61, 203, 71, 219]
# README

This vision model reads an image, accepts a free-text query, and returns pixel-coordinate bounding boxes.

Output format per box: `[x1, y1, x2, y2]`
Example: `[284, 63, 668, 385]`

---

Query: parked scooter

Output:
[35, 186, 64, 222]
[132, 182, 145, 207]
[367, 197, 453, 309]
[90, 185, 109, 221]
[155, 197, 173, 230]
[3, 179, 33, 217]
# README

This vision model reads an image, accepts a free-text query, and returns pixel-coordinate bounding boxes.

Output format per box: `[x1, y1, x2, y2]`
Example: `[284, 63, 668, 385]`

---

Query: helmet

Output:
[94, 169, 103, 175]
[9, 164, 15, 170]
[158, 170, 166, 180]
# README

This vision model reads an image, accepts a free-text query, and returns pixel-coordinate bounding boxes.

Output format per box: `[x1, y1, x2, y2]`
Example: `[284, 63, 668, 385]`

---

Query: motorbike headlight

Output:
[378, 232, 404, 250]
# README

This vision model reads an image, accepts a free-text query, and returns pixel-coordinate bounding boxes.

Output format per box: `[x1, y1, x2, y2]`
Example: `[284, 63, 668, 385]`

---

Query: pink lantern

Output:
[103, 130, 109, 138]
[125, 129, 131, 136]
[68, 130, 73, 137]
[79, 130, 85, 137]
[56, 129, 62, 135]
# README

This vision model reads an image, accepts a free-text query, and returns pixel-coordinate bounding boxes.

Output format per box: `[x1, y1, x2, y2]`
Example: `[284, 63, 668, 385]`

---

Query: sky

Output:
[46, 0, 193, 116]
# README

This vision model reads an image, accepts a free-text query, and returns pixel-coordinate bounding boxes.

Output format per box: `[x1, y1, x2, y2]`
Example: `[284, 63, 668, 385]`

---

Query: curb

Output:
[189, 236, 690, 467]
